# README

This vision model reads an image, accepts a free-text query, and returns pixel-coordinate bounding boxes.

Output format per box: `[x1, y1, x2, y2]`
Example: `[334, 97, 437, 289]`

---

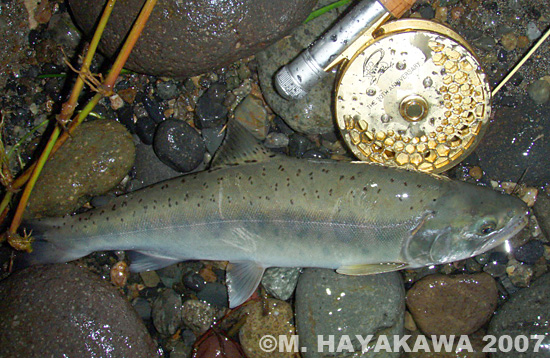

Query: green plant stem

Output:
[304, 0, 351, 23]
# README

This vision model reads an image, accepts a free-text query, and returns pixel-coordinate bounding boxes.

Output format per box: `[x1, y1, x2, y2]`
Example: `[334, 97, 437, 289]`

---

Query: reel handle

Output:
[275, 0, 416, 100]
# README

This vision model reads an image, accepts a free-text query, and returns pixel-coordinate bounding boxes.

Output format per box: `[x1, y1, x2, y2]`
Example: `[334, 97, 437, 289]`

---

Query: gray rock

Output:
[295, 269, 404, 357]
[475, 106, 550, 186]
[26, 119, 135, 218]
[202, 126, 227, 155]
[513, 240, 545, 265]
[0, 264, 157, 357]
[197, 282, 229, 308]
[181, 299, 220, 335]
[233, 95, 270, 140]
[264, 132, 290, 149]
[152, 289, 183, 336]
[130, 142, 182, 191]
[261, 267, 301, 301]
[527, 79, 550, 105]
[156, 80, 180, 101]
[256, 0, 352, 135]
[153, 119, 206, 172]
[133, 297, 153, 321]
[526, 22, 542, 41]
[68, 0, 317, 77]
[195, 86, 228, 129]
[488, 273, 550, 357]
[534, 187, 550, 238]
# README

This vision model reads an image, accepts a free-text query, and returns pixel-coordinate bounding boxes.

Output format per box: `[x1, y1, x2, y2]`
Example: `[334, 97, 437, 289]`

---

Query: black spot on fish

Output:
[120, 218, 124, 222]
[197, 203, 201, 207]
[266, 196, 270, 200]
[377, 188, 381, 194]
[433, 199, 436, 202]
[106, 217, 109, 221]
[363, 186, 368, 192]
[143, 205, 148, 210]
[390, 178, 394, 182]
[181, 178, 186, 183]
[244, 160, 257, 163]
[417, 184, 422, 188]
[121, 201, 127, 207]
[410, 207, 413, 210]
[153, 206, 157, 210]
[78, 218, 82, 222]
[112, 204, 116, 211]
[138, 198, 143, 203]
[339, 175, 344, 181]
[350, 176, 355, 180]
[290, 199, 294, 205]
[329, 189, 333, 196]
[175, 201, 179, 205]
[404, 182, 408, 186]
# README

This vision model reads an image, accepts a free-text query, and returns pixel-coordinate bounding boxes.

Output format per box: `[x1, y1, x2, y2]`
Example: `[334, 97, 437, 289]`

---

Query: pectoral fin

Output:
[337, 262, 408, 275]
[225, 261, 265, 308]
[128, 251, 183, 272]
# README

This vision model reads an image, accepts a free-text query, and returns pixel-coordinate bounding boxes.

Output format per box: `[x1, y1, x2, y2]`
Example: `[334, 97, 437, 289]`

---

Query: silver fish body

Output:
[22, 124, 529, 307]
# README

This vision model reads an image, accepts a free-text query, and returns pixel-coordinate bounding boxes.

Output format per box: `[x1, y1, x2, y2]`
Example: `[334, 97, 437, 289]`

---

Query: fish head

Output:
[405, 185, 529, 267]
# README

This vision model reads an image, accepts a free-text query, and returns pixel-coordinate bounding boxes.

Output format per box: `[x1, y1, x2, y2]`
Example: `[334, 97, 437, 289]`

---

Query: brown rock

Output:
[0, 264, 157, 357]
[406, 273, 498, 336]
[68, 0, 317, 77]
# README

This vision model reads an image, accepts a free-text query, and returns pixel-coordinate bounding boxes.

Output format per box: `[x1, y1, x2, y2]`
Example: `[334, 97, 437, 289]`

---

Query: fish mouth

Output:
[472, 214, 529, 257]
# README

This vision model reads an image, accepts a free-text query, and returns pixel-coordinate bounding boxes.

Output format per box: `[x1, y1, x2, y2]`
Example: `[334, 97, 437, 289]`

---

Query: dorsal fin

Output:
[211, 120, 279, 168]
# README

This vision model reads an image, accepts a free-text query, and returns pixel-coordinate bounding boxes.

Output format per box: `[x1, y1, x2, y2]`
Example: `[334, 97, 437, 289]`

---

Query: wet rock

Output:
[527, 79, 550, 104]
[500, 32, 518, 51]
[117, 105, 136, 133]
[526, 21, 542, 41]
[26, 120, 135, 218]
[288, 133, 314, 157]
[0, 264, 157, 357]
[68, 0, 317, 77]
[202, 126, 227, 155]
[183, 272, 207, 292]
[195, 86, 228, 129]
[181, 299, 221, 335]
[264, 132, 290, 149]
[406, 273, 497, 336]
[135, 115, 157, 144]
[239, 298, 295, 358]
[257, 0, 350, 135]
[140, 270, 161, 288]
[152, 289, 183, 336]
[261, 267, 301, 301]
[476, 107, 550, 186]
[197, 282, 228, 308]
[153, 119, 206, 172]
[130, 142, 182, 191]
[234, 95, 270, 140]
[506, 259, 534, 287]
[534, 187, 550, 237]
[133, 297, 153, 321]
[142, 96, 165, 124]
[488, 273, 550, 357]
[156, 80, 180, 101]
[0, 1, 32, 88]
[194, 333, 244, 358]
[403, 331, 487, 358]
[514, 240, 545, 265]
[295, 269, 404, 358]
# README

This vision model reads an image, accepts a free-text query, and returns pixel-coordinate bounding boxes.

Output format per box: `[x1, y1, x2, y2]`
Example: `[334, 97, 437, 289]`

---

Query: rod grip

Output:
[378, 0, 416, 18]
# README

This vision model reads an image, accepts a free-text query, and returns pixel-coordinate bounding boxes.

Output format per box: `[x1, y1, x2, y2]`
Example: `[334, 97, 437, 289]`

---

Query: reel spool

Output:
[335, 19, 491, 173]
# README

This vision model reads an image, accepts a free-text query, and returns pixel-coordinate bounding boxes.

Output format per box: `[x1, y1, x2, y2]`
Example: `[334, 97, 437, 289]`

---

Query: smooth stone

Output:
[195, 88, 228, 129]
[135, 115, 157, 145]
[152, 289, 183, 336]
[183, 272, 207, 292]
[132, 297, 153, 321]
[261, 267, 301, 301]
[256, 0, 351, 135]
[513, 240, 545, 265]
[140, 270, 161, 288]
[26, 119, 135, 218]
[142, 95, 166, 124]
[156, 80, 180, 100]
[288, 133, 314, 158]
[196, 282, 229, 308]
[476, 106, 550, 186]
[534, 187, 550, 238]
[129, 142, 182, 191]
[295, 269, 404, 358]
[0, 264, 157, 357]
[488, 273, 550, 357]
[527, 79, 550, 104]
[233, 95, 270, 140]
[406, 273, 497, 336]
[264, 132, 290, 149]
[153, 119, 206, 172]
[181, 299, 220, 335]
[194, 333, 244, 358]
[117, 105, 136, 133]
[526, 21, 542, 40]
[239, 298, 296, 358]
[68, 0, 317, 77]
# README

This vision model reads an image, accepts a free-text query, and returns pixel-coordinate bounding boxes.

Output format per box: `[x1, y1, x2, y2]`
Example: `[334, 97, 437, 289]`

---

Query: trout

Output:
[21, 123, 529, 307]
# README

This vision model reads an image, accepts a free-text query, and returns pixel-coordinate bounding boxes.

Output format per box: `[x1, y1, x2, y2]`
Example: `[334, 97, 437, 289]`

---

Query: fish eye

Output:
[479, 222, 497, 235]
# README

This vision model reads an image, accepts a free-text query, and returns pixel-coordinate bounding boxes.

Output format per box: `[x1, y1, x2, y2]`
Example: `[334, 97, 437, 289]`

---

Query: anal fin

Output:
[337, 262, 408, 275]
[226, 261, 265, 308]
[128, 250, 183, 272]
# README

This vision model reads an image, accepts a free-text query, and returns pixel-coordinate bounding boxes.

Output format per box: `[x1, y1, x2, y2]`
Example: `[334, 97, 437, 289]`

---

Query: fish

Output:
[19, 121, 529, 308]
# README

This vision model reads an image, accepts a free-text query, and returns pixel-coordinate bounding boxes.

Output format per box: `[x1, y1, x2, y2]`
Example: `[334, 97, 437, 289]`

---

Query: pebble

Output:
[140, 270, 161, 288]
[153, 119, 206, 172]
[406, 273, 497, 335]
[295, 269, 404, 358]
[26, 120, 135, 218]
[473, 35, 496, 51]
[517, 35, 530, 48]
[109, 93, 124, 110]
[129, 143, 182, 191]
[157, 263, 185, 288]
[181, 299, 220, 335]
[527, 79, 550, 104]
[156, 80, 180, 100]
[152, 289, 183, 336]
[418, 4, 435, 19]
[233, 94, 270, 140]
[534, 187, 550, 238]
[196, 282, 229, 308]
[488, 273, 550, 357]
[468, 166, 483, 180]
[514, 240, 545, 265]
[133, 297, 153, 321]
[195, 90, 228, 129]
[256, 0, 347, 135]
[135, 115, 157, 145]
[261, 267, 301, 301]
[194, 333, 244, 358]
[434, 6, 448, 22]
[116, 105, 136, 133]
[239, 298, 296, 358]
[264, 132, 290, 149]
[0, 264, 157, 357]
[142, 95, 165, 123]
[201, 126, 226, 155]
[500, 32, 518, 51]
[483, 260, 507, 278]
[526, 21, 542, 40]
[110, 260, 129, 287]
[183, 272, 207, 292]
[506, 259, 534, 287]
[288, 133, 314, 158]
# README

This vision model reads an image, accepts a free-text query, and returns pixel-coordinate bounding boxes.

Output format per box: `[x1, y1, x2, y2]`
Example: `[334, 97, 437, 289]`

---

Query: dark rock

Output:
[135, 115, 157, 145]
[302, 149, 329, 160]
[152, 289, 183, 336]
[527, 79, 550, 104]
[488, 273, 550, 357]
[514, 240, 545, 265]
[197, 282, 229, 308]
[68, 0, 317, 77]
[117, 105, 136, 133]
[90, 194, 114, 208]
[0, 264, 157, 357]
[418, 4, 435, 19]
[133, 297, 153, 321]
[534, 187, 550, 238]
[261, 267, 301, 301]
[142, 95, 165, 123]
[153, 119, 206, 172]
[183, 272, 207, 292]
[195, 94, 228, 129]
[129, 143, 182, 191]
[155, 80, 180, 100]
[288, 133, 314, 158]
[476, 106, 550, 186]
[201, 126, 227, 154]
[26, 120, 135, 218]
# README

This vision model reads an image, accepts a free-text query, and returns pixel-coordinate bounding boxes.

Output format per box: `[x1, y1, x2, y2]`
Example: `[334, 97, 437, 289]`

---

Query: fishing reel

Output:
[276, 0, 491, 173]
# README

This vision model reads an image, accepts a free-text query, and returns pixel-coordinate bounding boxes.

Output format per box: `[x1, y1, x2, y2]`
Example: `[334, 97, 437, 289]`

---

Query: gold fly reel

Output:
[335, 19, 491, 173]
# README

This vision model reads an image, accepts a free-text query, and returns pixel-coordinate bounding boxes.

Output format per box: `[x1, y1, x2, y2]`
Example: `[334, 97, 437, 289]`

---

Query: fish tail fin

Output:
[14, 218, 91, 269]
